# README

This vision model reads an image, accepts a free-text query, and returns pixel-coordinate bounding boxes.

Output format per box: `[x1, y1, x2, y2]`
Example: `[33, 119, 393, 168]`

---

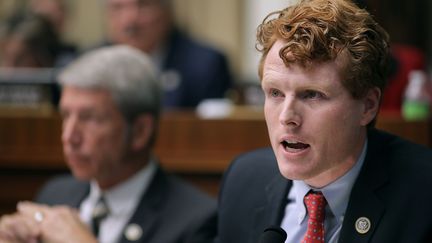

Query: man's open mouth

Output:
[281, 140, 310, 151]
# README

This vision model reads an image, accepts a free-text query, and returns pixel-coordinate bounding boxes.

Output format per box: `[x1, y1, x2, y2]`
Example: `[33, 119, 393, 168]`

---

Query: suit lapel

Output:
[252, 172, 291, 242]
[117, 166, 167, 243]
[339, 129, 390, 243]
[66, 180, 90, 208]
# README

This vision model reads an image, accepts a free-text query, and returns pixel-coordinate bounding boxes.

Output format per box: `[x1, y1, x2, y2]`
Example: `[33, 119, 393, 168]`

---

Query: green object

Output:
[402, 100, 430, 121]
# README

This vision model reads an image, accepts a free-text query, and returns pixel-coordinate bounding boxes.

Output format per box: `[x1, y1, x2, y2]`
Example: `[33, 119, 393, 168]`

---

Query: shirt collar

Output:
[321, 139, 367, 221]
[291, 139, 368, 224]
[89, 159, 157, 216]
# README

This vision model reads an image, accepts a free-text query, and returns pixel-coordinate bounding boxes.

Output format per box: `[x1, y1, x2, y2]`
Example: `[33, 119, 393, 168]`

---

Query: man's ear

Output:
[360, 87, 381, 126]
[130, 114, 154, 151]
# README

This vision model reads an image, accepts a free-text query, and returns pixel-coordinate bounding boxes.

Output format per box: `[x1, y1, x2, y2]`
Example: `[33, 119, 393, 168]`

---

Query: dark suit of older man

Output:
[36, 165, 216, 243]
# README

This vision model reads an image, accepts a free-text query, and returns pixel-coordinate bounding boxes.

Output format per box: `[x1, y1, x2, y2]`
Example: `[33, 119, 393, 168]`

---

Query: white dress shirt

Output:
[79, 160, 157, 243]
[281, 140, 367, 243]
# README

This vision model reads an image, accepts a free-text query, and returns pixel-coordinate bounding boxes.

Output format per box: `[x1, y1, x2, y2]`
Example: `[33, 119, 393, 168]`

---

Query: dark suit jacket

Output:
[36, 166, 217, 243]
[161, 29, 233, 108]
[216, 129, 432, 243]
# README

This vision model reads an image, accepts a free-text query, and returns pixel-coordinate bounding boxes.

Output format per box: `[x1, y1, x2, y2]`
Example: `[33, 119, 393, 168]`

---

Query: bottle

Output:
[401, 70, 431, 121]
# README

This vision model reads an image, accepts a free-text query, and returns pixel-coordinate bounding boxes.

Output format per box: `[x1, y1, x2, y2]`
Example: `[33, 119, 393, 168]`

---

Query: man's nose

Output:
[279, 97, 302, 127]
[124, 5, 141, 22]
[61, 117, 81, 147]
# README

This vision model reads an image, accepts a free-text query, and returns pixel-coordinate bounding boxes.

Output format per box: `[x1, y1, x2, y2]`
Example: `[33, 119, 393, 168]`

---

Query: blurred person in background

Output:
[28, 0, 69, 35]
[0, 11, 76, 68]
[27, 0, 78, 68]
[28, 0, 78, 66]
[0, 12, 75, 105]
[0, 13, 63, 68]
[98, 0, 233, 108]
[0, 45, 216, 243]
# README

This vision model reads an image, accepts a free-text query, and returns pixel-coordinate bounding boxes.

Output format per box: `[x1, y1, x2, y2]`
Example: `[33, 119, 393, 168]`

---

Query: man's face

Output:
[262, 40, 377, 188]
[106, 0, 171, 52]
[59, 86, 130, 185]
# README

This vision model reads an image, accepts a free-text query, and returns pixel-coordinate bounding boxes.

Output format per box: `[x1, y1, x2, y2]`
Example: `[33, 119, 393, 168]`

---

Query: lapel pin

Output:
[124, 223, 143, 241]
[355, 217, 371, 234]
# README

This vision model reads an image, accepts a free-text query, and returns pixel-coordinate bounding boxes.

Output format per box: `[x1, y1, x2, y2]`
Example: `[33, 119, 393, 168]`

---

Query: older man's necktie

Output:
[301, 191, 327, 243]
[91, 196, 110, 237]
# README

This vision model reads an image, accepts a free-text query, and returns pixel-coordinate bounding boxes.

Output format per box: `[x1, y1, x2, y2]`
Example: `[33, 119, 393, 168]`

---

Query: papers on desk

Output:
[196, 98, 234, 119]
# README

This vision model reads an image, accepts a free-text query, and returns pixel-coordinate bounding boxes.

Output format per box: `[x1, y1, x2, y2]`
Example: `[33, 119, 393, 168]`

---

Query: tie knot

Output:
[92, 196, 110, 220]
[304, 191, 326, 221]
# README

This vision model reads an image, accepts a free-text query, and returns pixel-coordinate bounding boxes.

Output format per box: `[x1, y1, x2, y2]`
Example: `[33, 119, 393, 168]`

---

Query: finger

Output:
[17, 201, 50, 218]
[51, 205, 80, 219]
[0, 215, 18, 240]
[17, 202, 51, 236]
[0, 214, 40, 242]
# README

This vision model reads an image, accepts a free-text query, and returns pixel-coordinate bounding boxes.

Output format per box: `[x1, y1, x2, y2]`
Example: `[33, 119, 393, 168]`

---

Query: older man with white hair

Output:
[0, 45, 216, 243]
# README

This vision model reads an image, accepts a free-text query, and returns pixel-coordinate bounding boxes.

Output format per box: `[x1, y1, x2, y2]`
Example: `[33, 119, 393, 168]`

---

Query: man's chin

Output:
[70, 169, 93, 181]
[277, 162, 311, 181]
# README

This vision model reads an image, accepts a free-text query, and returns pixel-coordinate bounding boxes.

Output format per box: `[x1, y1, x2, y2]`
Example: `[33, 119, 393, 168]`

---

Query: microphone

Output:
[259, 226, 287, 243]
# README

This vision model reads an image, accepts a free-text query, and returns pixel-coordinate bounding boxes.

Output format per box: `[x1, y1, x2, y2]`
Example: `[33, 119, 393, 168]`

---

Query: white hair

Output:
[58, 45, 161, 120]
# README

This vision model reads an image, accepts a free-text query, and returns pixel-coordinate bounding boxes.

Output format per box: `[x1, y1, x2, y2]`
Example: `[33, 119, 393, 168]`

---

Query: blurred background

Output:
[0, 0, 431, 111]
[0, 0, 294, 83]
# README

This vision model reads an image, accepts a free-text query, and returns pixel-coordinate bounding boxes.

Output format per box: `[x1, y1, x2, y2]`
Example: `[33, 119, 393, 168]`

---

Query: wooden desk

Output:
[0, 109, 431, 215]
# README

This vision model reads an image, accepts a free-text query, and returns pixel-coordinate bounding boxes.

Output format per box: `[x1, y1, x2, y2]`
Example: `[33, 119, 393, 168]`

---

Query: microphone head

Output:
[259, 226, 287, 243]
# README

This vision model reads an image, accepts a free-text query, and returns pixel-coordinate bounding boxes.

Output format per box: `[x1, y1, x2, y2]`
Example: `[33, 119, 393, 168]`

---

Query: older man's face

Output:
[59, 86, 130, 187]
[261, 40, 379, 188]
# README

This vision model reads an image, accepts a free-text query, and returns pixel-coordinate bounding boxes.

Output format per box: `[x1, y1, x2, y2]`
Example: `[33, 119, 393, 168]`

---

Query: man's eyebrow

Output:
[261, 79, 278, 86]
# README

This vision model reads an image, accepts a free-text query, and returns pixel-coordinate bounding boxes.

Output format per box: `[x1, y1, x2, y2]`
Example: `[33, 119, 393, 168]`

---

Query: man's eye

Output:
[270, 89, 283, 98]
[78, 112, 98, 122]
[301, 90, 324, 99]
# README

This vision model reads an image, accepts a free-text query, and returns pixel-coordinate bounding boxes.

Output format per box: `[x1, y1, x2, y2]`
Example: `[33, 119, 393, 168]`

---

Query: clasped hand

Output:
[0, 202, 97, 243]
